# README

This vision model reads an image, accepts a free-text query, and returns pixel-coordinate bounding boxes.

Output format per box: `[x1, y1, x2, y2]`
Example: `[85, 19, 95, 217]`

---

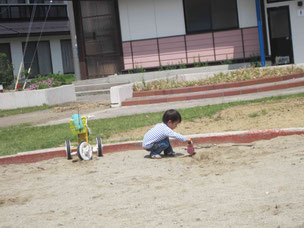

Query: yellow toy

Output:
[65, 114, 102, 160]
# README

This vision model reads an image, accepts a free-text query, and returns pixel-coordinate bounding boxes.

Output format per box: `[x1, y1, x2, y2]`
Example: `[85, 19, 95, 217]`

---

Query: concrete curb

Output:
[1, 128, 304, 165]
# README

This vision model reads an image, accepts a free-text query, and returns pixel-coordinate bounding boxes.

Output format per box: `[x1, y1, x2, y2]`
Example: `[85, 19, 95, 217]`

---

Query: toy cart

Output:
[65, 114, 103, 160]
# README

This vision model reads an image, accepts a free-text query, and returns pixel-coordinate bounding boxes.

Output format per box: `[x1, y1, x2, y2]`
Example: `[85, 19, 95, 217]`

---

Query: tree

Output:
[0, 53, 14, 88]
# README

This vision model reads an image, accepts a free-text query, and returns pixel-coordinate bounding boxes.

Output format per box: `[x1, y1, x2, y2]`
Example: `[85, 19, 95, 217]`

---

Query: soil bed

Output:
[109, 97, 304, 142]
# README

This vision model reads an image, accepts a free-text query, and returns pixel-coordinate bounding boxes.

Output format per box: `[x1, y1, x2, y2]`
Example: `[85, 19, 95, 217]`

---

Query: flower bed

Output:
[25, 74, 75, 90]
[133, 66, 304, 91]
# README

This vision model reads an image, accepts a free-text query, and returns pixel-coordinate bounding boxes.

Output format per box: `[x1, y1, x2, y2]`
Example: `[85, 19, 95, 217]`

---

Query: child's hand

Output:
[186, 138, 193, 146]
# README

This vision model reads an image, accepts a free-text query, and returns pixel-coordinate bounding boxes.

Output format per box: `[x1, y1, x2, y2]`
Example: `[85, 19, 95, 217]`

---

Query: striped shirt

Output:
[142, 122, 187, 149]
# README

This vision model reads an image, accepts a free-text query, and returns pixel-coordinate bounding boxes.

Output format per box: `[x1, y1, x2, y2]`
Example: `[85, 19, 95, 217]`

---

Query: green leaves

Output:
[0, 53, 14, 88]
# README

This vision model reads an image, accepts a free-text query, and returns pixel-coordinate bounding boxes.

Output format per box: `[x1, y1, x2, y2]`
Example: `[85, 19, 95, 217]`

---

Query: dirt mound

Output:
[108, 97, 304, 142]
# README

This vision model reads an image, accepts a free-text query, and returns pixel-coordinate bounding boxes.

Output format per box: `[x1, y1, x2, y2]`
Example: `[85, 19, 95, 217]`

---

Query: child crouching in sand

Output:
[142, 109, 193, 159]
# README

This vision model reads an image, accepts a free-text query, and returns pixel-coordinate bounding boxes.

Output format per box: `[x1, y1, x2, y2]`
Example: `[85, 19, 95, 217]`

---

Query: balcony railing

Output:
[0, 4, 68, 21]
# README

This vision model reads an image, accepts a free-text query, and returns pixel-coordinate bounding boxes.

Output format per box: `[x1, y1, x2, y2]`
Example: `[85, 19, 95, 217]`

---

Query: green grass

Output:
[0, 104, 53, 118]
[248, 112, 259, 118]
[1, 92, 304, 156]
[248, 109, 268, 118]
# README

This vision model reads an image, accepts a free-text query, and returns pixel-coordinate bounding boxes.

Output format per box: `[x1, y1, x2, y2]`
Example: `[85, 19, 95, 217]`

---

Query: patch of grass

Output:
[0, 104, 52, 118]
[1, 92, 304, 156]
[62, 74, 77, 84]
[179, 61, 187, 69]
[249, 109, 268, 118]
[261, 109, 268, 115]
[248, 112, 259, 118]
[133, 66, 304, 92]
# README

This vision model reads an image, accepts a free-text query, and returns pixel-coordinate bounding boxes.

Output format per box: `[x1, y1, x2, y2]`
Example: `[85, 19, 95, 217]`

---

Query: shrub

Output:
[0, 53, 14, 88]
[26, 73, 75, 90]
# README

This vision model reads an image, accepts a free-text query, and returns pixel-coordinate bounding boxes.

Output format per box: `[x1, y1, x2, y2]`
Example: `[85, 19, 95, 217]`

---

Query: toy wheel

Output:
[96, 137, 103, 157]
[77, 141, 92, 160]
[65, 140, 72, 160]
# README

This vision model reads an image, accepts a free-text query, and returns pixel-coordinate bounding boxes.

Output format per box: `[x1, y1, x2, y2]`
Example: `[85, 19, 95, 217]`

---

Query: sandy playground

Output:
[1, 135, 304, 227]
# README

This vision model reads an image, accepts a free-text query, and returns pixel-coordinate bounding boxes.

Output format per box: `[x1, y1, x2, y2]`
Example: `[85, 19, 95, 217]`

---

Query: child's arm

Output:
[165, 126, 192, 145]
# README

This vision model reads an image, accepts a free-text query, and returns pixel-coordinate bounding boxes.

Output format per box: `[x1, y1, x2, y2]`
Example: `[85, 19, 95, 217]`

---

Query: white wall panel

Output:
[118, 0, 185, 41]
[289, 1, 304, 63]
[118, 0, 131, 41]
[237, 0, 257, 28]
[154, 0, 185, 37]
[125, 0, 157, 41]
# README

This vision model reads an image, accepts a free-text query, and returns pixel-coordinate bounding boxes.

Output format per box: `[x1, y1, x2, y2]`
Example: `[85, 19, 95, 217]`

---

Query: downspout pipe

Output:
[255, 0, 266, 67]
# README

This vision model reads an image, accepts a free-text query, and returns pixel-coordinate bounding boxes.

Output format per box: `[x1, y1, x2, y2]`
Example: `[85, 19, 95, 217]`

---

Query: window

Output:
[184, 0, 238, 34]
[22, 41, 53, 77]
[60, 39, 74, 74]
[0, 43, 12, 63]
[0, 43, 12, 73]
[0, 0, 25, 4]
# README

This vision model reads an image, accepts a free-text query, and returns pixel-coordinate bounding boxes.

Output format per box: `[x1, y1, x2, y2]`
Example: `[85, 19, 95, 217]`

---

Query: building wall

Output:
[264, 1, 304, 64]
[290, 2, 304, 63]
[119, 0, 258, 42]
[0, 35, 71, 76]
[118, 0, 260, 70]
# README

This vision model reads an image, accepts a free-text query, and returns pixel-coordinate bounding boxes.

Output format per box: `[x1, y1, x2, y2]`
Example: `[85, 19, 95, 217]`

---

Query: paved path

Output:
[1, 80, 303, 128]
[39, 85, 304, 126]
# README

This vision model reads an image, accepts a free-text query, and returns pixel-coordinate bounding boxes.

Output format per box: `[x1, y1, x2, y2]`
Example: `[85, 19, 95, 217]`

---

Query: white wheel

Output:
[96, 137, 103, 157]
[65, 140, 72, 160]
[77, 141, 92, 160]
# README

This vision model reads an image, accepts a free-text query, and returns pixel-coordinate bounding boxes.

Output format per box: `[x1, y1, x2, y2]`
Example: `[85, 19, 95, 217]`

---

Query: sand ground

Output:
[1, 135, 304, 227]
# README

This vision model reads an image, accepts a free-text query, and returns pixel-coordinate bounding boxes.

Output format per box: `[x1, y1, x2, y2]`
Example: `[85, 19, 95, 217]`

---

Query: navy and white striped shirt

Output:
[142, 122, 187, 149]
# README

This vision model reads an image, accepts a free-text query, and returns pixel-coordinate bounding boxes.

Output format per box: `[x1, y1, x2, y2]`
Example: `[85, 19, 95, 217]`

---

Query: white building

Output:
[0, 0, 74, 78]
[70, 0, 304, 80]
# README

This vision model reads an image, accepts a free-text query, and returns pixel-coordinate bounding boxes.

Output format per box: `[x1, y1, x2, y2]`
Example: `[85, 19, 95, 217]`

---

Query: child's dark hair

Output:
[162, 109, 182, 124]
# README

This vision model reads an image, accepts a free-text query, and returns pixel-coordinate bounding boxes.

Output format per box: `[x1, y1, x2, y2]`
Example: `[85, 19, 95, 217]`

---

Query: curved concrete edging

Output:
[122, 74, 304, 106]
[1, 128, 304, 165]
[110, 64, 304, 107]
[133, 72, 304, 97]
[110, 62, 253, 107]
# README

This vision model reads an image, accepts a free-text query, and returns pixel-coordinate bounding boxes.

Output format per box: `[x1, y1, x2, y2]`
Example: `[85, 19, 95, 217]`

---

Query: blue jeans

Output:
[146, 137, 173, 157]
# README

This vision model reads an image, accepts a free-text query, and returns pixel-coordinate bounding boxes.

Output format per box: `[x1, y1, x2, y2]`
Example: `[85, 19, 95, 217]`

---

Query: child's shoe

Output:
[151, 154, 162, 159]
[165, 151, 176, 157]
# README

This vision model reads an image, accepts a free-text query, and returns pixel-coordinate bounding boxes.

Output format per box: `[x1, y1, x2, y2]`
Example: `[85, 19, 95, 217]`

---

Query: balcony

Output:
[0, 4, 68, 21]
